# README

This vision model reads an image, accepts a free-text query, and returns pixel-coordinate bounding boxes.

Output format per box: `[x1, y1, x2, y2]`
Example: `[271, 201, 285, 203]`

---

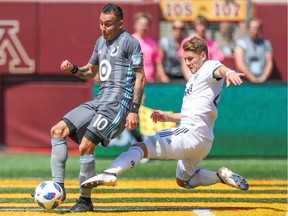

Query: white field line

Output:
[193, 209, 216, 216]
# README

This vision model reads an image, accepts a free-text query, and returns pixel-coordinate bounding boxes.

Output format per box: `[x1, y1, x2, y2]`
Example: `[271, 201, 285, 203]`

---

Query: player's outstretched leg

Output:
[217, 167, 249, 190]
[81, 172, 117, 189]
[81, 145, 144, 189]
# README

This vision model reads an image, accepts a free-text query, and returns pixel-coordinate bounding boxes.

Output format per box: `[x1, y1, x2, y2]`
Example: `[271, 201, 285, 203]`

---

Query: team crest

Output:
[131, 54, 142, 66]
[110, 46, 119, 57]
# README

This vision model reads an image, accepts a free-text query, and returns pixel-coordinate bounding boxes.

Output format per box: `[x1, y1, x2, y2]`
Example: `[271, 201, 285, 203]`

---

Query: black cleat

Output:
[69, 197, 94, 212]
[57, 182, 66, 202]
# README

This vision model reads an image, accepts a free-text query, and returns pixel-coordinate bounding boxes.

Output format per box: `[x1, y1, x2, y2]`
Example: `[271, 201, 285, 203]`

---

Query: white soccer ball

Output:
[34, 181, 63, 210]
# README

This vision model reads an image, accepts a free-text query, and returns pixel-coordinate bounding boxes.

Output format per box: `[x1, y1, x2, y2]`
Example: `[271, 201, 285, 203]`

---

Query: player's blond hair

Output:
[183, 36, 208, 57]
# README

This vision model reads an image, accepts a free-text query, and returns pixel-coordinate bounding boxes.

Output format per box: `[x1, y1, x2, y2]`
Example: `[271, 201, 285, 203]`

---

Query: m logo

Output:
[0, 20, 35, 73]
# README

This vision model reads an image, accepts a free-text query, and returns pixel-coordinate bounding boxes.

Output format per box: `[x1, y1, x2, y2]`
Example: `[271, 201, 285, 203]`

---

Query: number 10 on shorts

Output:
[93, 114, 108, 130]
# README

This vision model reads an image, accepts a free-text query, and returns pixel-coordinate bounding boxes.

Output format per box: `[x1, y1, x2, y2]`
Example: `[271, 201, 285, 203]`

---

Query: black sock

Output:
[80, 196, 91, 202]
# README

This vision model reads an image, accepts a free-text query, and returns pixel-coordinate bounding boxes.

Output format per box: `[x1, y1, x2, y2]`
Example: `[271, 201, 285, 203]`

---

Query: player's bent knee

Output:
[176, 178, 195, 189]
[176, 178, 186, 188]
[50, 121, 69, 139]
[132, 142, 148, 158]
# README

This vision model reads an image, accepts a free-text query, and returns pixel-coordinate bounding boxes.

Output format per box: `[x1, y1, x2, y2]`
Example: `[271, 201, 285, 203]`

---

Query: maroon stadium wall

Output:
[253, 2, 287, 81]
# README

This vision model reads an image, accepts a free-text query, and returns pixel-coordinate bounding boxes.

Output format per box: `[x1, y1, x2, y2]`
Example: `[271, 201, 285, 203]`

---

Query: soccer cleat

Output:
[69, 197, 93, 212]
[217, 167, 249, 191]
[57, 182, 66, 202]
[60, 188, 66, 201]
[81, 172, 117, 189]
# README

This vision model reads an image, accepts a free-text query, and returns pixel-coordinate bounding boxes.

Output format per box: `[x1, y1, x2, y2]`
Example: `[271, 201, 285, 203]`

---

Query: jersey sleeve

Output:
[126, 37, 144, 70]
[89, 39, 100, 65]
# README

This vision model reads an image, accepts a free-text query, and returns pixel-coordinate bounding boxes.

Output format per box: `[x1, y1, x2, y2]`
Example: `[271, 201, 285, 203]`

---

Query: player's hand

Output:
[150, 110, 168, 123]
[60, 60, 73, 72]
[125, 113, 139, 131]
[226, 71, 245, 87]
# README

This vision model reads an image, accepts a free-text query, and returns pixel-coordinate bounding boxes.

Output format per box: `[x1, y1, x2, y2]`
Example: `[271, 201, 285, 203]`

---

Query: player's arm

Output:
[60, 60, 98, 80]
[214, 65, 245, 87]
[132, 67, 146, 105]
[125, 67, 146, 131]
[151, 110, 181, 123]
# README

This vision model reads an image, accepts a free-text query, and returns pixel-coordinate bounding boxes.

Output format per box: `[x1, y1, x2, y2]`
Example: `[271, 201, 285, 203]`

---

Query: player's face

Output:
[183, 51, 206, 74]
[99, 12, 123, 41]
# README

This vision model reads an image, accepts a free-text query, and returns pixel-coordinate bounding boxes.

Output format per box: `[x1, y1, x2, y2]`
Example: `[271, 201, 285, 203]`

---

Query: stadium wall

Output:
[253, 2, 287, 81]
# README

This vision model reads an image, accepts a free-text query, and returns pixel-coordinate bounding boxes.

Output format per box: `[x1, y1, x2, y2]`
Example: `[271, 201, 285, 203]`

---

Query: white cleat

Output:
[217, 167, 249, 191]
[81, 172, 117, 189]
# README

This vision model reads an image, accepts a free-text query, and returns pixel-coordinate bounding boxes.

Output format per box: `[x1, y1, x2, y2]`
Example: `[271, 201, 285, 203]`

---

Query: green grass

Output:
[0, 154, 287, 180]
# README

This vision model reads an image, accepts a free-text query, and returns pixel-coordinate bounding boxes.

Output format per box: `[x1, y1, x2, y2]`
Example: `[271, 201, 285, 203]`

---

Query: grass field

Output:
[0, 153, 287, 215]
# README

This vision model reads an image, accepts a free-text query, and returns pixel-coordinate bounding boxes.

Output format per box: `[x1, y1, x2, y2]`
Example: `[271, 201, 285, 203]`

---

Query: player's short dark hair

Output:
[102, 3, 123, 20]
[183, 36, 208, 57]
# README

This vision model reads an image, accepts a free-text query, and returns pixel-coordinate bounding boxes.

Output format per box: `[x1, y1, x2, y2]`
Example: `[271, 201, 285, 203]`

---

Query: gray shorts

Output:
[63, 100, 129, 146]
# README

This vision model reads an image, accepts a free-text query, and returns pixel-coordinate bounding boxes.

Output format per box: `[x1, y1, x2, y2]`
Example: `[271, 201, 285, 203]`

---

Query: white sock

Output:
[104, 146, 144, 176]
[187, 168, 220, 188]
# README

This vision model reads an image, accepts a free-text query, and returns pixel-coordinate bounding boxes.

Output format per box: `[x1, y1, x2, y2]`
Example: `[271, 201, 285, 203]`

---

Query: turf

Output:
[0, 153, 286, 179]
[0, 179, 286, 216]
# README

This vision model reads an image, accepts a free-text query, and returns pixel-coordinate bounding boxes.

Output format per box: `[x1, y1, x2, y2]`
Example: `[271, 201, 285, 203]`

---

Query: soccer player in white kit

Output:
[82, 36, 249, 192]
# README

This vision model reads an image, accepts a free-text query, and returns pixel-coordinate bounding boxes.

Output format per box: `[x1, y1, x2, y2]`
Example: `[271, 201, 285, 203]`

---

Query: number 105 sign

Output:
[159, 0, 248, 22]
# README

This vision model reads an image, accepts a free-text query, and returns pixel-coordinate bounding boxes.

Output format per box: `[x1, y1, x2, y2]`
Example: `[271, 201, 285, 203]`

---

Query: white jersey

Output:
[180, 60, 224, 141]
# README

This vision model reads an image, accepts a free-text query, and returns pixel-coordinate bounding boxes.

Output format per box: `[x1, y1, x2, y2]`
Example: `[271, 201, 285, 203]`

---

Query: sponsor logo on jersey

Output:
[184, 83, 193, 96]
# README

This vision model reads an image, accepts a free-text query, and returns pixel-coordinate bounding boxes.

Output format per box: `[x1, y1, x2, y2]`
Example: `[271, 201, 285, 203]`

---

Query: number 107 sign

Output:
[159, 0, 248, 22]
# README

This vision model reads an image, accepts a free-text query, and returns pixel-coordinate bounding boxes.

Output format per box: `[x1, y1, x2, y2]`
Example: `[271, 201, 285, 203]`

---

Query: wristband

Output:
[225, 70, 234, 77]
[70, 65, 79, 74]
[130, 102, 140, 113]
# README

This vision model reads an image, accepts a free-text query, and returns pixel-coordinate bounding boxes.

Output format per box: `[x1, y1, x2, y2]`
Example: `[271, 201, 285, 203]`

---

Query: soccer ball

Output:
[34, 181, 63, 210]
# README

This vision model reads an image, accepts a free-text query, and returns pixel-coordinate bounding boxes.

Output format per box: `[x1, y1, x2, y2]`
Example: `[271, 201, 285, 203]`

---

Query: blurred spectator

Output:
[234, 17, 273, 83]
[178, 15, 224, 80]
[219, 22, 236, 56]
[159, 20, 187, 81]
[132, 12, 169, 83]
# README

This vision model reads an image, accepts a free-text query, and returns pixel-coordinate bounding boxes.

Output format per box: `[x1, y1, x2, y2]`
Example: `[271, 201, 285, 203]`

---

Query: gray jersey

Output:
[64, 31, 144, 146]
[90, 30, 143, 108]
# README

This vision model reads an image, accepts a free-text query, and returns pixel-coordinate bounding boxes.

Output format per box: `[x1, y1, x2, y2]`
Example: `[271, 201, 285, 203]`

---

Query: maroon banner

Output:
[4, 80, 92, 150]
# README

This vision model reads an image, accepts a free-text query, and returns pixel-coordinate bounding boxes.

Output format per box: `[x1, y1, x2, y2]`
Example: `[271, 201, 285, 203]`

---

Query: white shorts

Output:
[144, 126, 212, 181]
